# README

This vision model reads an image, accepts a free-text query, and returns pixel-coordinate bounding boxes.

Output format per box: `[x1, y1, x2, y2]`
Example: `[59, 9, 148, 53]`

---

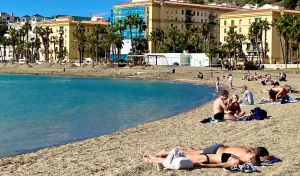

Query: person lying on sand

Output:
[213, 90, 229, 121]
[225, 94, 245, 120]
[142, 145, 270, 170]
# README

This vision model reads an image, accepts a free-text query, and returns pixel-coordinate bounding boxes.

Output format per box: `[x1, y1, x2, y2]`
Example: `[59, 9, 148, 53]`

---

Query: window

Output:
[205, 19, 207, 22]
[224, 28, 227, 33]
[231, 20, 235, 26]
[182, 10, 184, 15]
[249, 19, 251, 24]
[239, 19, 242, 25]
[201, 19, 203, 23]
[255, 18, 261, 23]
[197, 12, 199, 16]
[224, 20, 227, 26]
[201, 12, 203, 16]
[239, 28, 241, 33]
[171, 24, 173, 27]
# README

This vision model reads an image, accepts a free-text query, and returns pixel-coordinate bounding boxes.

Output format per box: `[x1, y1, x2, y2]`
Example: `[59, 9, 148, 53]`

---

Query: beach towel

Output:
[256, 102, 281, 105]
[260, 156, 282, 166]
[224, 163, 257, 173]
[162, 148, 193, 170]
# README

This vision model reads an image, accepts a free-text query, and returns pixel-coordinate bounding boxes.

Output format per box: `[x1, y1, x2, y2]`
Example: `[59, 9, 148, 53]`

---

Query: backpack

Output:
[251, 107, 267, 120]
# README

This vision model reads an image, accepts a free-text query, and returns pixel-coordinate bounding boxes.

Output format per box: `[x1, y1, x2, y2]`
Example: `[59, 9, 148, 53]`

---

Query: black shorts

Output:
[269, 89, 277, 99]
[214, 113, 224, 121]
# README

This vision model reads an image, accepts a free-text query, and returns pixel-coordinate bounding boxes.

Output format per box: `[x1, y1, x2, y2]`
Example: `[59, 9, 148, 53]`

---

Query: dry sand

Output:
[0, 65, 299, 176]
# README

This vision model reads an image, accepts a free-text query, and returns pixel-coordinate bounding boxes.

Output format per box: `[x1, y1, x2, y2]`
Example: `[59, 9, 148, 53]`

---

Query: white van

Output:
[19, 59, 25, 64]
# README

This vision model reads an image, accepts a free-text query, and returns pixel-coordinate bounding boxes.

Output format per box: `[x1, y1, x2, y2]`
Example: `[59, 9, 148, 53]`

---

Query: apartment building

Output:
[219, 9, 300, 64]
[39, 16, 109, 63]
[111, 0, 242, 56]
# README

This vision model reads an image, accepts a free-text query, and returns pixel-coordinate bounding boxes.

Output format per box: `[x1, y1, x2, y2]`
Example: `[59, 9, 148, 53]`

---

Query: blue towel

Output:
[261, 156, 282, 165]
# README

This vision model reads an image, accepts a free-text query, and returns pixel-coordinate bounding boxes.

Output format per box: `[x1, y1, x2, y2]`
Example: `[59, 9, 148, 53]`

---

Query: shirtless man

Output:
[213, 90, 229, 121]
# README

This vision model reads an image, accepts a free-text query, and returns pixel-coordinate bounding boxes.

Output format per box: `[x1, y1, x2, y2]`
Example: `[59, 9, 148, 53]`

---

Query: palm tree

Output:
[248, 26, 256, 61]
[249, 22, 261, 61]
[260, 20, 271, 60]
[200, 23, 209, 50]
[137, 17, 147, 41]
[21, 21, 32, 63]
[124, 14, 139, 54]
[38, 27, 53, 63]
[72, 23, 86, 65]
[7, 28, 18, 61]
[149, 28, 164, 53]
[34, 26, 43, 62]
[50, 36, 58, 61]
[167, 27, 179, 53]
[0, 36, 10, 61]
[275, 13, 298, 67]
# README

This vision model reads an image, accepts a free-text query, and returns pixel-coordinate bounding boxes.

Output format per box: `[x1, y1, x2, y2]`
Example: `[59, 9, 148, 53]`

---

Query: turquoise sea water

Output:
[0, 74, 215, 157]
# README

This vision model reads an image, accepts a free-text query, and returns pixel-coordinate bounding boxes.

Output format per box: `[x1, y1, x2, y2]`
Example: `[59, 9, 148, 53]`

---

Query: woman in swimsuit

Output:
[142, 148, 244, 169]
[224, 94, 245, 120]
[141, 145, 268, 169]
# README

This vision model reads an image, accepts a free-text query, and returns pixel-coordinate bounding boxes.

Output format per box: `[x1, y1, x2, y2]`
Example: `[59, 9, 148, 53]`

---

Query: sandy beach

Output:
[0, 64, 299, 175]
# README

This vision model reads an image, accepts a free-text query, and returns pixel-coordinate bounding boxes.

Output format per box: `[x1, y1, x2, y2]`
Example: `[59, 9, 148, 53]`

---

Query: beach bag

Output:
[162, 148, 193, 170]
[251, 107, 267, 120]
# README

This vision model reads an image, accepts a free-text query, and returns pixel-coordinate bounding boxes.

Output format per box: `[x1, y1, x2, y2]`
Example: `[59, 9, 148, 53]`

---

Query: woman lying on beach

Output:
[142, 144, 270, 170]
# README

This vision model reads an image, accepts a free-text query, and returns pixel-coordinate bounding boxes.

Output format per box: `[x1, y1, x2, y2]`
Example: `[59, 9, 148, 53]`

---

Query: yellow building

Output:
[112, 0, 242, 54]
[220, 9, 300, 64]
[40, 16, 109, 63]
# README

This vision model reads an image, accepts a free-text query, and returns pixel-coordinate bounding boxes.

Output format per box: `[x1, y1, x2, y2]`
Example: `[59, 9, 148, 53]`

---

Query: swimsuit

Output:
[213, 113, 224, 121]
[269, 89, 277, 99]
[203, 144, 224, 154]
[221, 153, 232, 162]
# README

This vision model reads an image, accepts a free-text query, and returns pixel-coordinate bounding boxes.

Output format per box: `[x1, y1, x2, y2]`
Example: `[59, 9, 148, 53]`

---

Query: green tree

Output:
[72, 23, 86, 65]
[124, 14, 139, 54]
[206, 41, 219, 66]
[260, 20, 271, 60]
[149, 28, 165, 53]
[39, 27, 53, 63]
[21, 21, 32, 63]
[7, 28, 18, 61]
[275, 13, 298, 67]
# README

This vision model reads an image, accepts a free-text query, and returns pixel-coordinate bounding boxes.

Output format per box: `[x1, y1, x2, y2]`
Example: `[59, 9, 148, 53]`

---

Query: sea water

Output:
[0, 74, 214, 157]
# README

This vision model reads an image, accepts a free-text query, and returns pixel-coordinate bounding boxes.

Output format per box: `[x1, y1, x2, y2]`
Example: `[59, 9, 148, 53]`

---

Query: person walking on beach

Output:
[215, 77, 220, 92]
[213, 90, 229, 121]
[228, 74, 233, 89]
[239, 86, 254, 105]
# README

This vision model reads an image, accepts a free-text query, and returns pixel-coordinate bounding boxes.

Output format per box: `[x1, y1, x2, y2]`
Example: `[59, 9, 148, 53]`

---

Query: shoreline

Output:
[0, 66, 299, 175]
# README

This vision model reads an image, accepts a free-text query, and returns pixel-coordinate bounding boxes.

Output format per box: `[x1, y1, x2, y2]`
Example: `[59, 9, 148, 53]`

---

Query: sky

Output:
[1, 0, 129, 18]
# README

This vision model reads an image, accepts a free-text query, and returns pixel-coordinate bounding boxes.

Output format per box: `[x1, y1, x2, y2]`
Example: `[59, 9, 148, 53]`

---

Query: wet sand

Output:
[0, 64, 299, 175]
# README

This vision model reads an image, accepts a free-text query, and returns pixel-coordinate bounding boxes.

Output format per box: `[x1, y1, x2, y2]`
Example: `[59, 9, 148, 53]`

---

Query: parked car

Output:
[36, 60, 44, 64]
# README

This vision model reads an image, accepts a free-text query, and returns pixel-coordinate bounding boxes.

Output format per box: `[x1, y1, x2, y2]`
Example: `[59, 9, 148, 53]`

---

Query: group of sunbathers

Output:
[142, 144, 272, 170]
[213, 88, 254, 121]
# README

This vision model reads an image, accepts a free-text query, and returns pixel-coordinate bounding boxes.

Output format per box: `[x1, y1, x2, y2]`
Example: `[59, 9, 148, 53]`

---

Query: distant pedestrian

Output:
[216, 77, 220, 92]
[228, 74, 233, 89]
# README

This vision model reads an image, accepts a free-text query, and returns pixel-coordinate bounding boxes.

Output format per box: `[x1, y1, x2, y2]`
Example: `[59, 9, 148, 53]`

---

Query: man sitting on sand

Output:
[142, 145, 270, 170]
[239, 86, 254, 105]
[213, 90, 229, 121]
